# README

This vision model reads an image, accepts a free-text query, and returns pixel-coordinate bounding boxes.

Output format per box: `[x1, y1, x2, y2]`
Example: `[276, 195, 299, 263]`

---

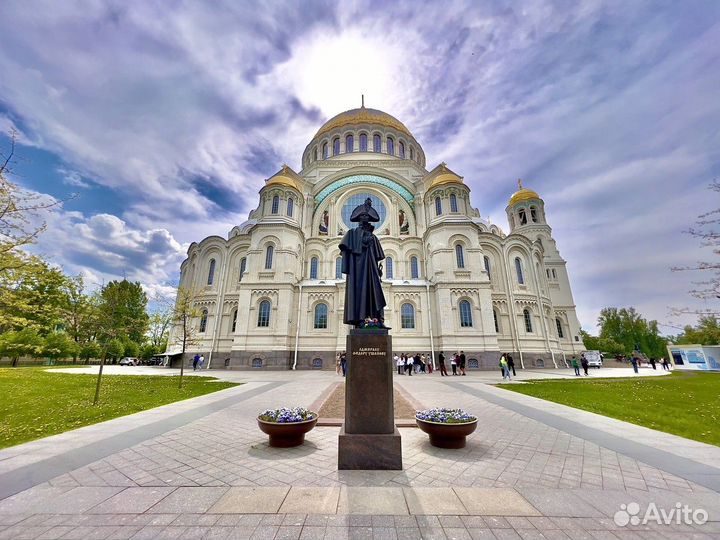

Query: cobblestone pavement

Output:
[0, 370, 718, 539]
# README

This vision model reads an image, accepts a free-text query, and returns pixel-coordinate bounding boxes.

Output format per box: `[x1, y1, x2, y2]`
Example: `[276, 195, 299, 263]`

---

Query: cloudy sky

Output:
[1, 1, 718, 332]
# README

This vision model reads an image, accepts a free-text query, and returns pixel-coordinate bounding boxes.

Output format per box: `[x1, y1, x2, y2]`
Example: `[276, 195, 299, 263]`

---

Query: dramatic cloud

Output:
[1, 1, 719, 331]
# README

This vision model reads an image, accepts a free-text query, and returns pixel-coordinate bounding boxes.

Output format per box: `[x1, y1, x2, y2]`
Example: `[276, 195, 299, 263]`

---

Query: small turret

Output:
[506, 179, 546, 232]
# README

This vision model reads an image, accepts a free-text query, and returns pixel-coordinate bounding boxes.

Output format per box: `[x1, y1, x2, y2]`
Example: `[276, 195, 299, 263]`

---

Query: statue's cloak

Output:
[339, 227, 386, 326]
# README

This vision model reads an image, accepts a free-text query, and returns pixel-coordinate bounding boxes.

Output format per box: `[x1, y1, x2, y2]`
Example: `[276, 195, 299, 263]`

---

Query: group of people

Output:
[570, 354, 590, 376]
[394, 353, 434, 375]
[498, 353, 516, 380]
[192, 354, 205, 371]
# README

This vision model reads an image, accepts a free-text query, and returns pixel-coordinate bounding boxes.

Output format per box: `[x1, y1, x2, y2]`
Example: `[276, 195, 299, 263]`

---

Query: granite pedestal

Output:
[338, 329, 402, 470]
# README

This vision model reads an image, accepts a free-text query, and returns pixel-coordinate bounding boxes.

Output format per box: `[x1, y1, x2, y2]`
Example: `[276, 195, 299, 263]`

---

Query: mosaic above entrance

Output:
[314, 175, 415, 206]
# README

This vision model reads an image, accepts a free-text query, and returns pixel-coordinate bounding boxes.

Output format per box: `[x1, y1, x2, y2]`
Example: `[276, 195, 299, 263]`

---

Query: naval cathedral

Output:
[167, 106, 584, 370]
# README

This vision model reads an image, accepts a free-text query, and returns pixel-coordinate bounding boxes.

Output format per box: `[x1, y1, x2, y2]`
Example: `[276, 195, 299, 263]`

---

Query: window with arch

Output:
[450, 193, 458, 212]
[386, 136, 394, 156]
[258, 300, 271, 327]
[287, 197, 294, 217]
[264, 245, 274, 269]
[493, 309, 500, 333]
[409, 147, 414, 161]
[401, 303, 415, 329]
[309, 256, 319, 279]
[312, 147, 317, 161]
[530, 206, 538, 222]
[322, 142, 328, 159]
[314, 303, 328, 329]
[359, 133, 368, 152]
[515, 257, 524, 284]
[199, 309, 208, 333]
[455, 244, 465, 269]
[518, 208, 527, 225]
[435, 196, 442, 216]
[373, 134, 381, 152]
[207, 258, 216, 285]
[335, 257, 343, 279]
[523, 309, 533, 333]
[484, 255, 491, 279]
[271, 195, 279, 214]
[556, 318, 564, 339]
[385, 257, 393, 279]
[333, 137, 340, 156]
[459, 300, 473, 327]
[552, 269, 557, 279]
[239, 257, 247, 282]
[252, 357, 263, 368]
[231, 309, 237, 333]
[410, 256, 419, 279]
[345, 134, 353, 153]
[399, 141, 405, 158]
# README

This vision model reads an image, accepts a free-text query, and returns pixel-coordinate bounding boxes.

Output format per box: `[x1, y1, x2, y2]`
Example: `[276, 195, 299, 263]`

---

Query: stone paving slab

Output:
[146, 487, 228, 514]
[336, 487, 408, 515]
[403, 487, 466, 515]
[279, 488, 340, 515]
[210, 487, 290, 514]
[454, 488, 541, 517]
[86, 487, 176, 514]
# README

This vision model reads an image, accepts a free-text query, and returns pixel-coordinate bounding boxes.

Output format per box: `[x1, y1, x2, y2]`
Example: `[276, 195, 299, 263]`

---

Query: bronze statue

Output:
[339, 198, 388, 328]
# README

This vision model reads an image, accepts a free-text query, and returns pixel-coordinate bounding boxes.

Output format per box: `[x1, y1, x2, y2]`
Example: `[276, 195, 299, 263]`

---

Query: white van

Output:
[582, 350, 602, 368]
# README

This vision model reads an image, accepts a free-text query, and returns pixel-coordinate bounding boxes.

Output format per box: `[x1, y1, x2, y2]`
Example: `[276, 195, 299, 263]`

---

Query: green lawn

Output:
[0, 367, 240, 449]
[498, 371, 720, 446]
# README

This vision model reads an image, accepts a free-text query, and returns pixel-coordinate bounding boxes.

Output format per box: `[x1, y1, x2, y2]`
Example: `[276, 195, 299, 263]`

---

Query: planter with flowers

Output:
[257, 407, 318, 447]
[415, 408, 478, 449]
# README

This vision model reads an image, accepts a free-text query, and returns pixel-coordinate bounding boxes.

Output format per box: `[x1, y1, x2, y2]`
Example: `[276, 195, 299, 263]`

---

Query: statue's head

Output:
[350, 198, 380, 223]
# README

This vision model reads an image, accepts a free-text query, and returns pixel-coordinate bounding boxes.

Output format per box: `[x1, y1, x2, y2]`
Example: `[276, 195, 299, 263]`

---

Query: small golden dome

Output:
[427, 162, 464, 189]
[508, 179, 541, 206]
[265, 166, 302, 191]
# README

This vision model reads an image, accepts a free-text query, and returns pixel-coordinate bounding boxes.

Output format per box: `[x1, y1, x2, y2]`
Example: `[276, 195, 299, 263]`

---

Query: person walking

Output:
[198, 354, 205, 369]
[336, 353, 342, 375]
[507, 354, 516, 377]
[450, 354, 457, 375]
[427, 354, 434, 374]
[192, 354, 200, 371]
[631, 356, 639, 374]
[649, 357, 657, 370]
[414, 353, 422, 374]
[340, 352, 347, 377]
[438, 352, 448, 376]
[420, 354, 427, 373]
[662, 357, 670, 371]
[405, 354, 413, 376]
[571, 356, 580, 376]
[459, 351, 467, 376]
[499, 355, 511, 380]
[581, 354, 589, 376]
[395, 353, 403, 375]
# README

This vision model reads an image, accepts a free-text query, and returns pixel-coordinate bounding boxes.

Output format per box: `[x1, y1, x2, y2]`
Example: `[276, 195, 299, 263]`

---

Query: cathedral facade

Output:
[167, 107, 584, 370]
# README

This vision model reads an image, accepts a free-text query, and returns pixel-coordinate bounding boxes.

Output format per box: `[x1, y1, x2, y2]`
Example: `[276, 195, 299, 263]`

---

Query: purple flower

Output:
[416, 408, 476, 424]
[258, 407, 316, 423]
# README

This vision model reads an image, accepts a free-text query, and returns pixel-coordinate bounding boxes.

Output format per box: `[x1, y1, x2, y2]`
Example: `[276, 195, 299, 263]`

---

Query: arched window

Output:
[207, 258, 216, 285]
[450, 193, 458, 213]
[459, 300, 473, 327]
[239, 257, 247, 282]
[530, 206, 538, 222]
[335, 257, 343, 279]
[287, 197, 294, 217]
[314, 303, 328, 329]
[199, 309, 208, 333]
[523, 309, 533, 333]
[552, 269, 557, 279]
[345, 134, 353, 153]
[409, 147, 414, 161]
[231, 309, 237, 333]
[252, 358, 263, 368]
[322, 142, 328, 159]
[386, 137, 394, 156]
[333, 137, 340, 156]
[455, 244, 465, 269]
[359, 133, 368, 152]
[264, 245, 274, 270]
[258, 300, 271, 327]
[435, 196, 442, 216]
[399, 141, 405, 159]
[515, 257, 524, 284]
[373, 134, 381, 152]
[410, 256, 419, 279]
[385, 257, 393, 279]
[484, 256, 491, 279]
[312, 147, 317, 161]
[310, 256, 318, 279]
[271, 195, 279, 214]
[493, 309, 500, 333]
[519, 208, 527, 225]
[401, 303, 415, 329]
[556, 318, 564, 339]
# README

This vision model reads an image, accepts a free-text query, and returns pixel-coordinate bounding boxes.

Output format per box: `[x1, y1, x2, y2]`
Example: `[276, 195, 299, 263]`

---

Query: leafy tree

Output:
[140, 343, 157, 361]
[0, 328, 43, 367]
[122, 340, 140, 358]
[598, 307, 667, 358]
[42, 332, 79, 362]
[79, 341, 101, 363]
[580, 330, 628, 356]
[148, 310, 171, 349]
[169, 287, 202, 388]
[98, 280, 149, 344]
[62, 275, 100, 361]
[104, 338, 125, 361]
[675, 316, 720, 345]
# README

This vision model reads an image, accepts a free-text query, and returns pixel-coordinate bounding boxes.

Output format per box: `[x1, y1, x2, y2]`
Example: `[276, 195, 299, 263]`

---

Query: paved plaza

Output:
[0, 368, 718, 539]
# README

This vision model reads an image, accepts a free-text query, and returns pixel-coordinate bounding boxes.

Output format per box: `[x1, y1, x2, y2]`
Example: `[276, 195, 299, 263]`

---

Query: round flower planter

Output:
[416, 418, 478, 449]
[257, 415, 318, 447]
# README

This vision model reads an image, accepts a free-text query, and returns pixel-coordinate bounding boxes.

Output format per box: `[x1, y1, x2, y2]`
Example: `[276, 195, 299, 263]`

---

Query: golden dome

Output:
[314, 107, 413, 139]
[265, 166, 302, 191]
[508, 180, 541, 206]
[427, 163, 464, 189]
